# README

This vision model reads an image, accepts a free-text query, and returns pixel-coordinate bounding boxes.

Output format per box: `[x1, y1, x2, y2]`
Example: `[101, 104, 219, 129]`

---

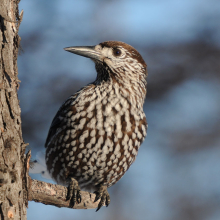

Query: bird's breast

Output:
[46, 83, 147, 188]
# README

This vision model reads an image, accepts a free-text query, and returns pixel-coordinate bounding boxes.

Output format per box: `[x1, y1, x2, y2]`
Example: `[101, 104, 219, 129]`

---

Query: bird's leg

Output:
[66, 177, 82, 207]
[94, 185, 110, 211]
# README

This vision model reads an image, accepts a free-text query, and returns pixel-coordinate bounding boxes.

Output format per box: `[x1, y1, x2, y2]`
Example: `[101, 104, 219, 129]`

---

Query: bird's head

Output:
[64, 41, 147, 88]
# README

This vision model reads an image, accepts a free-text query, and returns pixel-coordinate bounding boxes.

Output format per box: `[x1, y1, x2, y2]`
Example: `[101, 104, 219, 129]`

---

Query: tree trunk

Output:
[0, 0, 28, 219]
[0, 2, 102, 218]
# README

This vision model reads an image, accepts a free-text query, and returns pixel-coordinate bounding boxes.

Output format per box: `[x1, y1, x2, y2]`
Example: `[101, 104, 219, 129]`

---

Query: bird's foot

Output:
[66, 177, 82, 208]
[94, 185, 110, 211]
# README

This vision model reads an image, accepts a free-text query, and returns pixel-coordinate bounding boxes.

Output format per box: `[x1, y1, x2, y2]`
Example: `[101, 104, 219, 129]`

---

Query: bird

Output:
[45, 41, 148, 211]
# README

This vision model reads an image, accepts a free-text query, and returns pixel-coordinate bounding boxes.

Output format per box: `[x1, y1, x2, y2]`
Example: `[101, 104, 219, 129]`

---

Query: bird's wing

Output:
[45, 93, 78, 148]
[45, 83, 95, 148]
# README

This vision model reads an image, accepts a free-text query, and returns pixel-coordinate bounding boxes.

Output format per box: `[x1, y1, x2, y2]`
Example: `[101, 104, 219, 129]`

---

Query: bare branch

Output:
[28, 178, 102, 209]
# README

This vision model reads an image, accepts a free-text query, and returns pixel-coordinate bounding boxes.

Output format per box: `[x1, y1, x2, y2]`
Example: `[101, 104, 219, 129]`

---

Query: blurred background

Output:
[18, 0, 220, 219]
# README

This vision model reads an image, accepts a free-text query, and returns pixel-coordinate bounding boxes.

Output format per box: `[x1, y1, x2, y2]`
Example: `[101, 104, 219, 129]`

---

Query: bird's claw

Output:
[66, 177, 82, 208]
[94, 185, 110, 211]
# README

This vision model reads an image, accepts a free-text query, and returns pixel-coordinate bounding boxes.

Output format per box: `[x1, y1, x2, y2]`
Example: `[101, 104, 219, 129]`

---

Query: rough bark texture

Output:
[0, 0, 28, 219]
[28, 179, 103, 210]
[0, 1, 102, 218]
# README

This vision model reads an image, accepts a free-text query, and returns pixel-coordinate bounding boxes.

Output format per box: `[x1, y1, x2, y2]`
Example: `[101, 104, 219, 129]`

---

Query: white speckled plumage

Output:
[45, 41, 148, 210]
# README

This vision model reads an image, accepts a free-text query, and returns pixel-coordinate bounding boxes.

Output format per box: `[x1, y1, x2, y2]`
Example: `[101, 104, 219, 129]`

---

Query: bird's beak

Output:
[64, 46, 102, 61]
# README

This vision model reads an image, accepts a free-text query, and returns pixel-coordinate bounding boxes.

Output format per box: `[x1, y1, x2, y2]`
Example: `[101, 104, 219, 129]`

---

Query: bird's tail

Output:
[29, 151, 51, 179]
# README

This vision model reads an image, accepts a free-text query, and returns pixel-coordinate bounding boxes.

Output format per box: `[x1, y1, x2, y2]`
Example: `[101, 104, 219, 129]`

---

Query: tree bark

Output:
[28, 179, 102, 210]
[0, 0, 28, 219]
[0, 1, 101, 218]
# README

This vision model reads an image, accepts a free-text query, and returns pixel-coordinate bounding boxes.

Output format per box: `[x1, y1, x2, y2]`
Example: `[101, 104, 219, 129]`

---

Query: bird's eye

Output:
[113, 48, 122, 57]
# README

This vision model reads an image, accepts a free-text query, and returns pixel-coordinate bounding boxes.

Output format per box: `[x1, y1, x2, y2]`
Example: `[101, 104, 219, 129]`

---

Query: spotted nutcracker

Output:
[45, 41, 148, 211]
